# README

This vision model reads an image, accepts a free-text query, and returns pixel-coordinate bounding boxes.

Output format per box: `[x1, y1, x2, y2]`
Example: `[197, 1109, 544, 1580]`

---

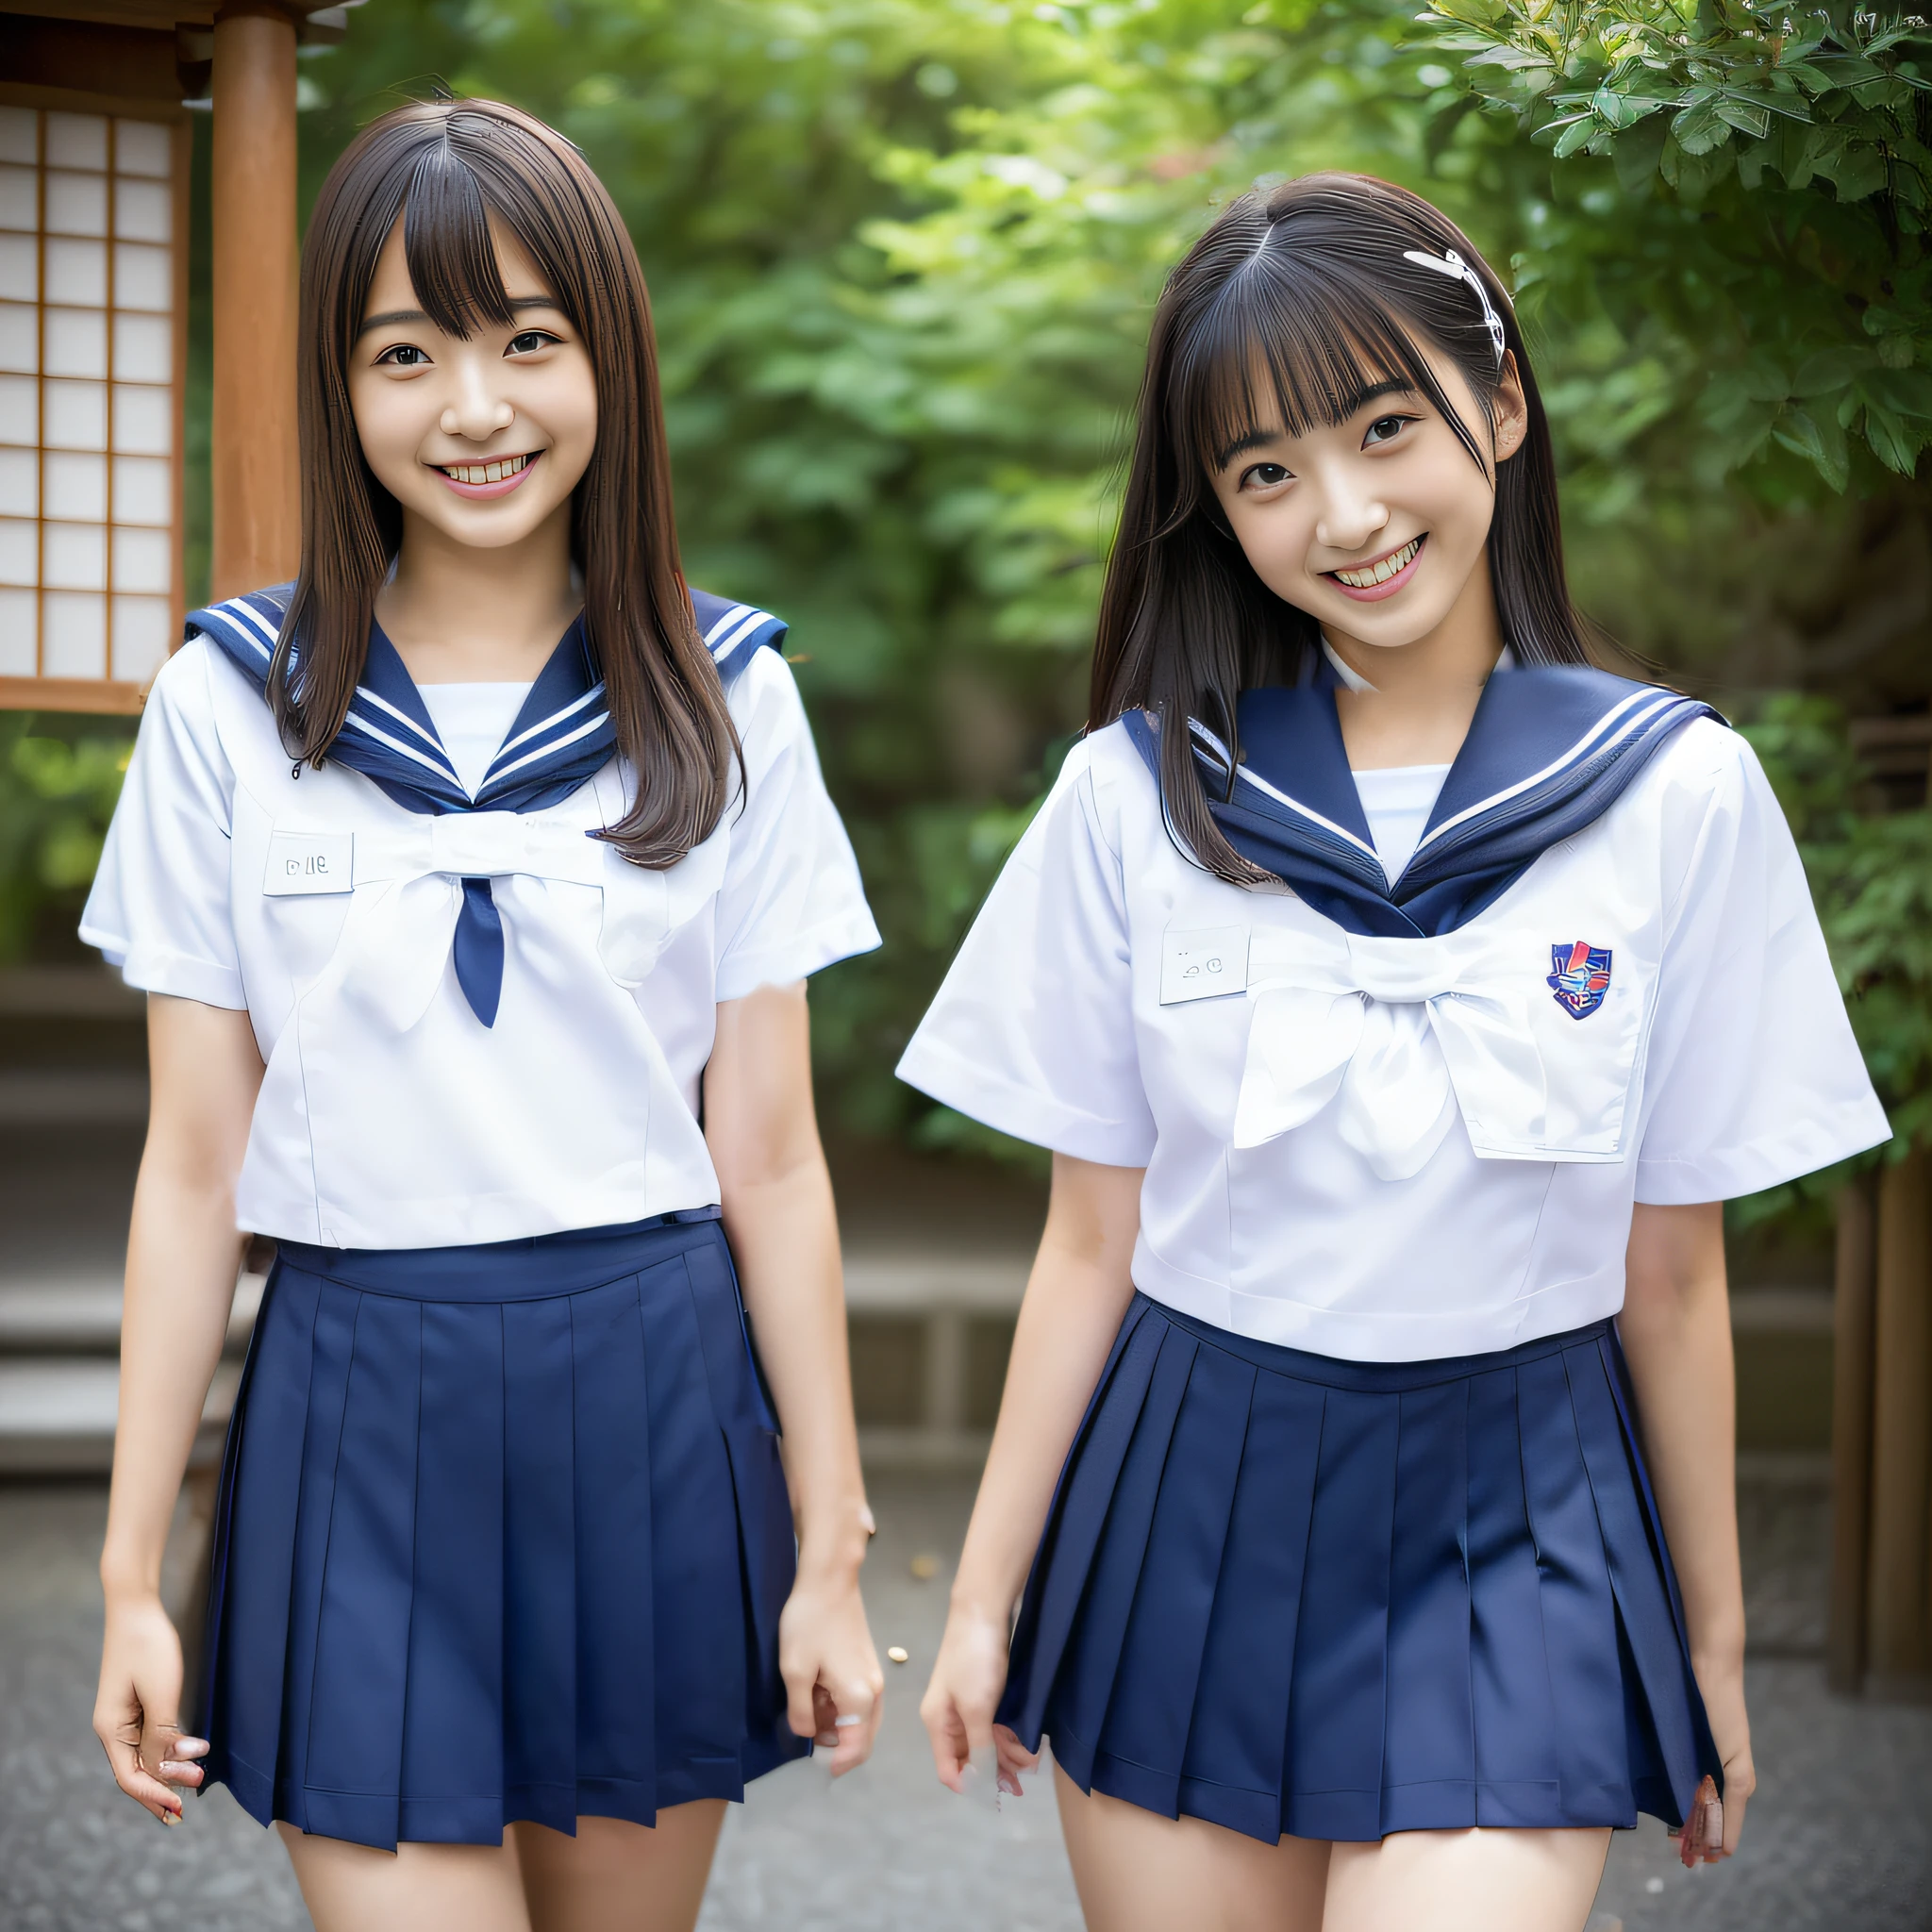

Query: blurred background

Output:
[3, 2, 1932, 1926]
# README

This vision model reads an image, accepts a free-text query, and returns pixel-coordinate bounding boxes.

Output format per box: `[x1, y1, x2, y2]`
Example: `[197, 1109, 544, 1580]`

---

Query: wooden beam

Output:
[208, 1, 299, 600]
[1828, 1174, 1879, 1693]
[0, 677, 145, 714]
[0, 16, 186, 97]
[1869, 1148, 1932, 1688]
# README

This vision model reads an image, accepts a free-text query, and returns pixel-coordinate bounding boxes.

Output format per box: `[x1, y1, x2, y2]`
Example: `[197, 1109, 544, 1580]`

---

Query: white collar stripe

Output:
[709, 608, 773, 660]
[352, 684, 451, 759]
[1192, 720, 1381, 861]
[483, 710, 610, 786]
[702, 602, 754, 645]
[341, 708, 466, 782]
[1413, 688, 1679, 851]
[493, 683, 605, 761]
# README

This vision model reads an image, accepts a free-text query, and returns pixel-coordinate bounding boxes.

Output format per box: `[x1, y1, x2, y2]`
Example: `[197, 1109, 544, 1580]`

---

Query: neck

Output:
[1324, 549, 1504, 771]
[375, 502, 579, 685]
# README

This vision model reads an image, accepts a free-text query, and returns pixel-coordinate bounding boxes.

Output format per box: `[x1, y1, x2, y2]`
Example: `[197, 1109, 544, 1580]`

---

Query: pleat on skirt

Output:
[196, 1212, 807, 1850]
[999, 1294, 1722, 1844]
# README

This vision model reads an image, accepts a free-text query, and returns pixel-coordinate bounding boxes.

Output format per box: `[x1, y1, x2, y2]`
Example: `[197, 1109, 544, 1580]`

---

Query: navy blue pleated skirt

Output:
[999, 1295, 1722, 1845]
[197, 1212, 808, 1850]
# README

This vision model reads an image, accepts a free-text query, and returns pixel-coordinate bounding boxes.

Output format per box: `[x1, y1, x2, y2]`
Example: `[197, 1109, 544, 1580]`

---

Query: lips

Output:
[433, 451, 541, 499]
[1326, 533, 1425, 602]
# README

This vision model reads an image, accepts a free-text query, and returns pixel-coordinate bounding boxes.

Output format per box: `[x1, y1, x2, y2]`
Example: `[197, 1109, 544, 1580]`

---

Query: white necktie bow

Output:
[1233, 929, 1551, 1179]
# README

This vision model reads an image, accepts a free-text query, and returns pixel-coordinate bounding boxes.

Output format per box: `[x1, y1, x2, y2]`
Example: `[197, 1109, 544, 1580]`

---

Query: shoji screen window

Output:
[0, 103, 187, 708]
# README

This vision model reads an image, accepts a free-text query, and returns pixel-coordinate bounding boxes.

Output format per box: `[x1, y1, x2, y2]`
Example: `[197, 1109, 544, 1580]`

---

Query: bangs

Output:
[398, 141, 522, 339]
[1174, 256, 1477, 478]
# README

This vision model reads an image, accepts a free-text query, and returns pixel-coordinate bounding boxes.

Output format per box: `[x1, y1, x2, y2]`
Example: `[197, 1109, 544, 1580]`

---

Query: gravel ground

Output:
[3, 1473, 1926, 1932]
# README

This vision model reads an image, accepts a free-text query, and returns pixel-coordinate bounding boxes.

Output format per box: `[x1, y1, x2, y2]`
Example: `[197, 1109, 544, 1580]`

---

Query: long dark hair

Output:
[277, 98, 732, 868]
[1091, 172, 1586, 887]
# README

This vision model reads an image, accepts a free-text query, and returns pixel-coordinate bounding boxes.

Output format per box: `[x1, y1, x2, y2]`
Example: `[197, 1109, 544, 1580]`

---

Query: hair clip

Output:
[1401, 248, 1507, 366]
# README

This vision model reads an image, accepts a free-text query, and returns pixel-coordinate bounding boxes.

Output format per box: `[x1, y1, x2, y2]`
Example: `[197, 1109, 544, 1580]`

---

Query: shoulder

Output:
[1639, 713, 1770, 826]
[140, 634, 229, 743]
[721, 633, 808, 743]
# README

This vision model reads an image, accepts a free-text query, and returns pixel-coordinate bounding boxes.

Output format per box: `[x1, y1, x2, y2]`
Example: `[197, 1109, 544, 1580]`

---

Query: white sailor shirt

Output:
[82, 620, 880, 1251]
[897, 715, 1889, 1362]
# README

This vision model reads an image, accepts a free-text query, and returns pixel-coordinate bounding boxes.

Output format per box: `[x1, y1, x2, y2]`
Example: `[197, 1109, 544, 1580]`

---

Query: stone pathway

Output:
[4, 1474, 1927, 1931]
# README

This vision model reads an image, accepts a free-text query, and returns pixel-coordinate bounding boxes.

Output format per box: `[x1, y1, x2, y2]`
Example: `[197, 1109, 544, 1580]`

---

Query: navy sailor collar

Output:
[183, 581, 788, 1029]
[185, 581, 787, 817]
[1124, 652, 1721, 940]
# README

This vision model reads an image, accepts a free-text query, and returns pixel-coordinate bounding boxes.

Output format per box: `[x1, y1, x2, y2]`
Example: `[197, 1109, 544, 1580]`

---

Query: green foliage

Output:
[0, 721, 133, 961]
[1422, 2, 1932, 487]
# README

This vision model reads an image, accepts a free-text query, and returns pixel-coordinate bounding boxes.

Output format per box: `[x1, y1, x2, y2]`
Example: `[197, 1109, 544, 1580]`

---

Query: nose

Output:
[440, 356, 515, 442]
[1312, 467, 1390, 556]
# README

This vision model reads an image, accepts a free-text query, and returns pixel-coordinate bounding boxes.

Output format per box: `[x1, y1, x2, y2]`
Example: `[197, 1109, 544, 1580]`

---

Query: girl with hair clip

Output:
[84, 98, 884, 1932]
[906, 173, 1888, 1929]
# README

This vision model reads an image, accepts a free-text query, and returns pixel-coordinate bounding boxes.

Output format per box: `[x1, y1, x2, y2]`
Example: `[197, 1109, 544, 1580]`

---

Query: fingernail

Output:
[175, 1738, 209, 1758]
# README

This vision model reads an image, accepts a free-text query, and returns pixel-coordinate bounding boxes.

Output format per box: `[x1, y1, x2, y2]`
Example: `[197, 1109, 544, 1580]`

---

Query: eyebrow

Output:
[357, 296, 564, 338]
[1212, 377, 1419, 471]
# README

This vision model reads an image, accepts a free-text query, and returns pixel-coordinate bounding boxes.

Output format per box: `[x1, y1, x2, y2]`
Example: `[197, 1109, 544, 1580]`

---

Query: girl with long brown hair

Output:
[83, 98, 883, 1930]
[906, 173, 1886, 1927]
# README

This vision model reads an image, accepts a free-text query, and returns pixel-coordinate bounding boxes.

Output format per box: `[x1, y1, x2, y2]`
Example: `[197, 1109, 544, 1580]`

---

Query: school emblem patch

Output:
[1547, 941, 1613, 1020]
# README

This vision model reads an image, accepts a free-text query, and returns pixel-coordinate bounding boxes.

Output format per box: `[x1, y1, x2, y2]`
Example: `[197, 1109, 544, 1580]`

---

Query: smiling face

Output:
[1207, 342, 1527, 663]
[347, 213, 597, 554]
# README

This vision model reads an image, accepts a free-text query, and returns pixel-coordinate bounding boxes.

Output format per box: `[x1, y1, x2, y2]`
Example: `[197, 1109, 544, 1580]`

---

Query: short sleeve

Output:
[78, 640, 245, 1008]
[712, 649, 880, 1002]
[896, 744, 1157, 1167]
[1634, 728, 1889, 1203]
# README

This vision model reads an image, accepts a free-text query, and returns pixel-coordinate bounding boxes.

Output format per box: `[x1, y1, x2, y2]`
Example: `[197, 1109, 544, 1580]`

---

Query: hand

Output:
[920, 1600, 1038, 1797]
[93, 1591, 208, 1824]
[1690, 1654, 1755, 1860]
[778, 1565, 883, 1776]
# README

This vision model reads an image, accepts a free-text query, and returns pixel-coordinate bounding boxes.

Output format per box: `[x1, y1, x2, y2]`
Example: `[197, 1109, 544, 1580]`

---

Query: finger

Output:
[920, 1692, 971, 1792]
[99, 1729, 185, 1824]
[992, 1722, 1038, 1794]
[1719, 1781, 1749, 1860]
[782, 1659, 820, 1741]
[825, 1676, 881, 1777]
[158, 1734, 208, 1790]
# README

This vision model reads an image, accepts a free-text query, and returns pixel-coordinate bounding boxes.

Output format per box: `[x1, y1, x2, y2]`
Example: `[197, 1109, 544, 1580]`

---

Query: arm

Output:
[921, 1153, 1143, 1792]
[1619, 1199, 1755, 1859]
[704, 979, 882, 1774]
[94, 994, 264, 1822]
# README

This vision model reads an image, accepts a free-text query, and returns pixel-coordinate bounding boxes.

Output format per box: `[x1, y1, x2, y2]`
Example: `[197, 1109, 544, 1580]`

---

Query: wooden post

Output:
[208, 2, 299, 600]
[1868, 1148, 1932, 1689]
[1829, 1174, 1878, 1693]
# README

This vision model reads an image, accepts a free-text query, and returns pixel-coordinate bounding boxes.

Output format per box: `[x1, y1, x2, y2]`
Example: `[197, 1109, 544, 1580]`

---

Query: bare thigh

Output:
[1054, 1761, 1329, 1932]
[1324, 1826, 1611, 1932]
[278, 1823, 532, 1932]
[512, 1802, 728, 1932]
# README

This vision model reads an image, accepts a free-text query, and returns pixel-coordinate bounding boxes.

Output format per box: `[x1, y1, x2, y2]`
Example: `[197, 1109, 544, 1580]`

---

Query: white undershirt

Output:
[1353, 762, 1451, 886]
[416, 682, 535, 798]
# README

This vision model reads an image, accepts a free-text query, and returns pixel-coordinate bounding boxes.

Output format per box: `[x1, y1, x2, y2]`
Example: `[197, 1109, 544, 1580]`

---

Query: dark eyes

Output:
[1363, 413, 1414, 446]
[1241, 461, 1293, 491]
[372, 329, 561, 369]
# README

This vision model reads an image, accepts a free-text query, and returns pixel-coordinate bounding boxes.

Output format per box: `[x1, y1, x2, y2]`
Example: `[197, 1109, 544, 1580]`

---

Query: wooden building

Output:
[0, 0, 340, 711]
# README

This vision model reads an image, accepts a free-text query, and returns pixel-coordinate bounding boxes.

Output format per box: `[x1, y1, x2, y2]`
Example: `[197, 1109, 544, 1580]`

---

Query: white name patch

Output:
[1159, 924, 1249, 1005]
[264, 831, 354, 896]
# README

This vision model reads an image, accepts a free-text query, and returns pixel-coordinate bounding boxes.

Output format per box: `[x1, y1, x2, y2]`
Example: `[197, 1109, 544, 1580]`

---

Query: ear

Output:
[1491, 350, 1529, 463]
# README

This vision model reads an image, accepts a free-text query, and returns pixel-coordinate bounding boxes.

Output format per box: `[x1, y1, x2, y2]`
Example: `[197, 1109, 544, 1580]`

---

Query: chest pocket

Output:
[1232, 925, 1651, 1180]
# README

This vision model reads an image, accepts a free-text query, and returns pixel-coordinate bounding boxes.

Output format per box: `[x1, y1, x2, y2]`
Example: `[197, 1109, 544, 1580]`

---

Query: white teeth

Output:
[441, 454, 531, 485]
[1334, 538, 1419, 589]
